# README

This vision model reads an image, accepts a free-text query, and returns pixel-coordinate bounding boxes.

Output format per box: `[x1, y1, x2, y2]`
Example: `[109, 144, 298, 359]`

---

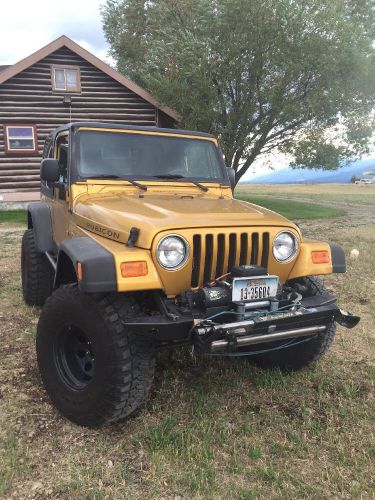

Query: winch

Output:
[195, 264, 275, 311]
[183, 265, 360, 355]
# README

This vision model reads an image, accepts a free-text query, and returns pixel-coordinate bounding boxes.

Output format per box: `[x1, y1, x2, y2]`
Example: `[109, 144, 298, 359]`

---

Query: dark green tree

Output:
[102, 0, 375, 183]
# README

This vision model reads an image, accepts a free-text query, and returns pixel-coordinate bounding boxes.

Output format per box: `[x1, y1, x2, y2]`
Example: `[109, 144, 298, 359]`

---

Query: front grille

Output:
[191, 231, 270, 287]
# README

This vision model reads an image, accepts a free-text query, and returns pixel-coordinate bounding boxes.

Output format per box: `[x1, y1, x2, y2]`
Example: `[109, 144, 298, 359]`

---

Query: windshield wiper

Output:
[126, 179, 147, 190]
[153, 175, 209, 192]
[86, 175, 147, 191]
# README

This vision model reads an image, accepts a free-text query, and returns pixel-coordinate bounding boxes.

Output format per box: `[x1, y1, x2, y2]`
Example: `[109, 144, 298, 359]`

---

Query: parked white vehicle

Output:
[355, 178, 374, 184]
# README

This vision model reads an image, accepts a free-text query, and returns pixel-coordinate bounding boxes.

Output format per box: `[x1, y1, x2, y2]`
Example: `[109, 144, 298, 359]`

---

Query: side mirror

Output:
[226, 167, 236, 191]
[41, 159, 60, 182]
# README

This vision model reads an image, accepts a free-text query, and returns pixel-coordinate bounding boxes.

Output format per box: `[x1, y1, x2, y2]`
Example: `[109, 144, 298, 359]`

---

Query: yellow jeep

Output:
[21, 122, 359, 427]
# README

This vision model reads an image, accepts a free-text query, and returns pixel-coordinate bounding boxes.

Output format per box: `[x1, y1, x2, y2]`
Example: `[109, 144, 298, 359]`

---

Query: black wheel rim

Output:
[53, 326, 95, 390]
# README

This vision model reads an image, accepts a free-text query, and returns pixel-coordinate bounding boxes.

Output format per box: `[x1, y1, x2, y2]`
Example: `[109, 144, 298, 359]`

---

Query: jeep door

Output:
[43, 132, 71, 245]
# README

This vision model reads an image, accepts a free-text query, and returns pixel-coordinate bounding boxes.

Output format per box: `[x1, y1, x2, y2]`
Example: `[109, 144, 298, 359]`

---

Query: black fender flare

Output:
[329, 243, 346, 273]
[55, 237, 117, 293]
[27, 201, 54, 253]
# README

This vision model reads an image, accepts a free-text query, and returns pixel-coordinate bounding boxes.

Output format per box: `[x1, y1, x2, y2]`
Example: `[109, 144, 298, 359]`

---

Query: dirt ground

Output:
[0, 187, 374, 499]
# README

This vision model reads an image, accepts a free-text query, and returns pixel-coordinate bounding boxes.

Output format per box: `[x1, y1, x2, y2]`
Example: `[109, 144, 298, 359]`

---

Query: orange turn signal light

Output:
[311, 251, 330, 264]
[76, 261, 83, 281]
[121, 261, 148, 278]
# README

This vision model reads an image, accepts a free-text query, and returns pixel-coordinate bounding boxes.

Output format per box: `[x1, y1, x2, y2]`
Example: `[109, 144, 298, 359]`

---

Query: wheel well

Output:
[54, 251, 78, 288]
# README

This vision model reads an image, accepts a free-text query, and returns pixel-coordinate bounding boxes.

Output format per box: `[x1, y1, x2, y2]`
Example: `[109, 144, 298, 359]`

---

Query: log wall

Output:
[0, 47, 163, 191]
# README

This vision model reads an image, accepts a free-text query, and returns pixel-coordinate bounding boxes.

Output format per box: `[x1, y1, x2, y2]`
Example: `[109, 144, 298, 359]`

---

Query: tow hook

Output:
[335, 309, 360, 328]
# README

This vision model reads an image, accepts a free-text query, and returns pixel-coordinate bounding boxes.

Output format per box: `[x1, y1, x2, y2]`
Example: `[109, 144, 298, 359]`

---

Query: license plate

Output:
[232, 276, 279, 302]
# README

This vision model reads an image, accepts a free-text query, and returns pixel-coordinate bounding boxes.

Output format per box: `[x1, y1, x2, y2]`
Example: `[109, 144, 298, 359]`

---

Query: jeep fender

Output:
[288, 239, 346, 280]
[55, 237, 117, 293]
[27, 201, 54, 253]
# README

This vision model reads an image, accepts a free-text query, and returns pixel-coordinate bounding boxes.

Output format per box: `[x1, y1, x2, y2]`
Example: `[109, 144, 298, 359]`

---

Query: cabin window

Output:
[4, 125, 38, 154]
[52, 66, 80, 92]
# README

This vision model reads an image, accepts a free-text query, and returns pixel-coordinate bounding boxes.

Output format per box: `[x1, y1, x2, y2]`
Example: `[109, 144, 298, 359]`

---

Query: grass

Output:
[235, 182, 375, 206]
[0, 209, 26, 225]
[236, 194, 346, 219]
[0, 434, 29, 497]
[0, 190, 347, 229]
[0, 184, 374, 498]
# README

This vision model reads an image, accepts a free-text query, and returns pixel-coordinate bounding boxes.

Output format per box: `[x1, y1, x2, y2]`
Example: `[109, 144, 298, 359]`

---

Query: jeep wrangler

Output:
[22, 122, 360, 427]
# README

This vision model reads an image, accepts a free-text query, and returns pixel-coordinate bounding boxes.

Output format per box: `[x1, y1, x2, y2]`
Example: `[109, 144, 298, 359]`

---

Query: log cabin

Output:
[0, 35, 180, 195]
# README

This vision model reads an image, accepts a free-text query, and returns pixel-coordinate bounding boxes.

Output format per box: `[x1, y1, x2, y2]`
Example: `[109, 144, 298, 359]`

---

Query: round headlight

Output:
[157, 235, 189, 269]
[272, 231, 298, 262]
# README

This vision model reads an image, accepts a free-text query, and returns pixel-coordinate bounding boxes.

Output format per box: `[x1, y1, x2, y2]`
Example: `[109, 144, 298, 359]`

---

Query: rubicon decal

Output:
[85, 221, 120, 240]
[73, 213, 125, 243]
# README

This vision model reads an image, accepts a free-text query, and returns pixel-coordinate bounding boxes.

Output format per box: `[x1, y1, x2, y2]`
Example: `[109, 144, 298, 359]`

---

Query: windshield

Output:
[77, 130, 224, 181]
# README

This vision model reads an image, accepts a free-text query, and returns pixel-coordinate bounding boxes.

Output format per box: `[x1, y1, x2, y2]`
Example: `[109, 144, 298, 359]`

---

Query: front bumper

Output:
[124, 294, 360, 352]
[192, 303, 359, 354]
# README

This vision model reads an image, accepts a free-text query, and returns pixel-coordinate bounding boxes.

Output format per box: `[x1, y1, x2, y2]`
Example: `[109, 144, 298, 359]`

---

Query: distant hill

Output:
[242, 158, 375, 184]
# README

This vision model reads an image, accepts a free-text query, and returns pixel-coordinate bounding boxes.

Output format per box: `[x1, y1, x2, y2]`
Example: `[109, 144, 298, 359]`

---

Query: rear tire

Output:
[21, 229, 53, 306]
[252, 277, 336, 371]
[36, 285, 155, 427]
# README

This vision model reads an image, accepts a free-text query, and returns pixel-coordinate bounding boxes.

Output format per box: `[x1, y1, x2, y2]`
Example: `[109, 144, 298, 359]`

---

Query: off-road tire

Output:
[21, 229, 53, 306]
[252, 277, 336, 371]
[36, 285, 155, 427]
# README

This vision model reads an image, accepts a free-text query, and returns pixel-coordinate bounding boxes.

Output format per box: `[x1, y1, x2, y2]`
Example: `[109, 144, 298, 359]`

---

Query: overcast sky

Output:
[1, 0, 372, 179]
[0, 1, 273, 179]
[0, 0, 111, 65]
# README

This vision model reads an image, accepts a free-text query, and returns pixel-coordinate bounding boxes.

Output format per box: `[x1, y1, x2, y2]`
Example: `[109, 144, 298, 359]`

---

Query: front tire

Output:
[252, 277, 336, 371]
[36, 286, 155, 427]
[21, 229, 53, 306]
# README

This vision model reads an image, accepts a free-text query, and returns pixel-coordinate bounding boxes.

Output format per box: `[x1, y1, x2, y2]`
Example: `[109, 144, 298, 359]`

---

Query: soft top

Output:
[50, 122, 216, 141]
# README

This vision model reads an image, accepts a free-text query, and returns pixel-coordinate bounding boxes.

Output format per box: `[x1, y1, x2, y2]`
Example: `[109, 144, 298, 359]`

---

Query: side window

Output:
[59, 145, 68, 184]
[56, 135, 69, 184]
[42, 135, 53, 159]
[40, 135, 55, 195]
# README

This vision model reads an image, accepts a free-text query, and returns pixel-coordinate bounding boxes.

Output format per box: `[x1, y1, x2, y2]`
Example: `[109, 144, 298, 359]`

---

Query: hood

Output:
[74, 191, 295, 248]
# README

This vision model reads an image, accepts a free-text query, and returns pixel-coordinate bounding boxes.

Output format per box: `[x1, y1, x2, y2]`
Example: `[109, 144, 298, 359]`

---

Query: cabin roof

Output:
[0, 35, 180, 122]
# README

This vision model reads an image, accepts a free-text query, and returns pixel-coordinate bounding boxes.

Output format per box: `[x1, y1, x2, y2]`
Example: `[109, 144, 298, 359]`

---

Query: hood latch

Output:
[126, 227, 140, 247]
